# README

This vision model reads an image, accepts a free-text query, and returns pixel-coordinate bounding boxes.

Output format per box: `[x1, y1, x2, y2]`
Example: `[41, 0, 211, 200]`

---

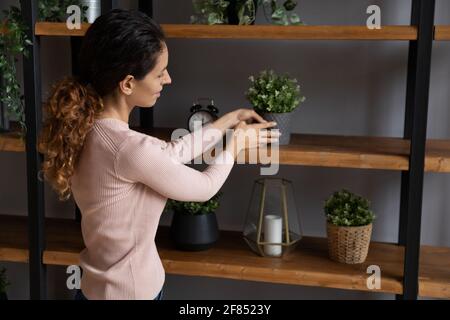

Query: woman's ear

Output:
[118, 75, 135, 96]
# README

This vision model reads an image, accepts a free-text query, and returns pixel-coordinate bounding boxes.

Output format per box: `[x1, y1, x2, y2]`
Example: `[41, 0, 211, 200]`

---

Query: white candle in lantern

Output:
[263, 215, 282, 256]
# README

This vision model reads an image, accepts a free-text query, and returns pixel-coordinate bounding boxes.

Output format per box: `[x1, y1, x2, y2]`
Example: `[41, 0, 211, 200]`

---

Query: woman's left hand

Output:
[231, 108, 268, 127]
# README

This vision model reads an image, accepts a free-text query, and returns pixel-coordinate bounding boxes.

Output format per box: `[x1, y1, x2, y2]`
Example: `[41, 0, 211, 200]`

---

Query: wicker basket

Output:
[327, 222, 372, 264]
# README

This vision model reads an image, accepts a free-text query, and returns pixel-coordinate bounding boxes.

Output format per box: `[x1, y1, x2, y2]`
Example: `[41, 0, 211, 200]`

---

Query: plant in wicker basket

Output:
[324, 189, 376, 264]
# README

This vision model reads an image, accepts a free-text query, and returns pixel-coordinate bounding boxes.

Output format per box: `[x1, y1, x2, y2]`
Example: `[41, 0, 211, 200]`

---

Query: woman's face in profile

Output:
[131, 43, 172, 108]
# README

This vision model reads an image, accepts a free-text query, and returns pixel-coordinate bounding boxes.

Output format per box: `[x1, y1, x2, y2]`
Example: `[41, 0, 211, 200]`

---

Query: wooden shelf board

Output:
[35, 22, 91, 36]
[34, 22, 417, 40]
[435, 26, 450, 41]
[1, 215, 450, 298]
[2, 125, 450, 173]
[0, 215, 29, 263]
[134, 127, 450, 173]
[0, 131, 25, 152]
[161, 24, 417, 40]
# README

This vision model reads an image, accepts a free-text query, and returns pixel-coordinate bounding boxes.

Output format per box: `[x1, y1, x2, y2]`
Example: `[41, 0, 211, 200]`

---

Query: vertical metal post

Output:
[20, 0, 46, 300]
[138, 0, 154, 129]
[397, 0, 435, 300]
[71, 36, 83, 223]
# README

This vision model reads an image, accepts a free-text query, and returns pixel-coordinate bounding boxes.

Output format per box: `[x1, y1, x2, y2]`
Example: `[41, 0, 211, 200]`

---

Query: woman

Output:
[38, 9, 279, 300]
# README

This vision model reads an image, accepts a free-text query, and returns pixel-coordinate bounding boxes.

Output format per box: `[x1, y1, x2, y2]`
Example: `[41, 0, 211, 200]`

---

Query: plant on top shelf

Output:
[245, 69, 305, 145]
[165, 192, 223, 251]
[190, 0, 303, 25]
[260, 0, 303, 25]
[190, 0, 257, 25]
[0, 6, 32, 136]
[324, 189, 376, 264]
[0, 267, 10, 300]
[38, 0, 89, 22]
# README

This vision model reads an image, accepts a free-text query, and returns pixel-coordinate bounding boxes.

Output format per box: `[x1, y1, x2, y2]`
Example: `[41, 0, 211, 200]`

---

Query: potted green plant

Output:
[190, 0, 303, 25]
[190, 0, 258, 25]
[38, 0, 89, 22]
[165, 192, 222, 251]
[324, 189, 376, 264]
[245, 69, 305, 145]
[260, 0, 303, 25]
[0, 267, 9, 300]
[0, 6, 32, 136]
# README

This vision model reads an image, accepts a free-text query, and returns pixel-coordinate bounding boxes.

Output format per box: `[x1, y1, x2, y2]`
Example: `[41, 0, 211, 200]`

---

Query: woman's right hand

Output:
[232, 120, 281, 154]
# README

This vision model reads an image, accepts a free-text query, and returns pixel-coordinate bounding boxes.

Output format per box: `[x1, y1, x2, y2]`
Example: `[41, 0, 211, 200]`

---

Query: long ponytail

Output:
[38, 77, 103, 201]
[37, 9, 165, 201]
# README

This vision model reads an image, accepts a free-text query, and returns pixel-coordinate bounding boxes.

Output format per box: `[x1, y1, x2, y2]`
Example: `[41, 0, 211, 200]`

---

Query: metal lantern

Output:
[243, 178, 303, 257]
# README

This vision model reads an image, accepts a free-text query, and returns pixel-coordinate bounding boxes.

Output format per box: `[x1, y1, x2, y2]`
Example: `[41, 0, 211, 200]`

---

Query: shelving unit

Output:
[1, 0, 449, 300]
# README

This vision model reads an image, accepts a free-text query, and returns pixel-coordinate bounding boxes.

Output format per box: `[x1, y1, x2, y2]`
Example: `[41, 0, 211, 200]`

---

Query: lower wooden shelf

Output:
[1, 215, 449, 298]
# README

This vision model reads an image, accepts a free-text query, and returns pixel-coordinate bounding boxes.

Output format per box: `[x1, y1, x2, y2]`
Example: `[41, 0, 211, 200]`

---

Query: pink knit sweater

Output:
[70, 117, 234, 300]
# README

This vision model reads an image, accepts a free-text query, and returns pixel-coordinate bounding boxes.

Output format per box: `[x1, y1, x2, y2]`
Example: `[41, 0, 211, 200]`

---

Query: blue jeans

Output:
[74, 289, 163, 300]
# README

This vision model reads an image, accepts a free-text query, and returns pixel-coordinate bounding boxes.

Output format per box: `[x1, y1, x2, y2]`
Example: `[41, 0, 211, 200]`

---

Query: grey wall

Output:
[1, 0, 449, 300]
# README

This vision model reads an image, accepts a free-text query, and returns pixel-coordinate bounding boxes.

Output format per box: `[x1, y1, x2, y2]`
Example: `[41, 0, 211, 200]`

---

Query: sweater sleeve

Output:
[115, 132, 234, 202]
[159, 124, 224, 164]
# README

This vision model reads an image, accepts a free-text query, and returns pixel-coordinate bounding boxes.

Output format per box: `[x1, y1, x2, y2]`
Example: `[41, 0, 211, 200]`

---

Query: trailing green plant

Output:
[165, 192, 223, 215]
[190, 0, 230, 25]
[235, 0, 257, 25]
[324, 189, 376, 227]
[260, 0, 303, 25]
[246, 69, 305, 113]
[38, 0, 89, 22]
[190, 0, 257, 25]
[0, 6, 32, 136]
[0, 267, 9, 294]
[190, 0, 302, 25]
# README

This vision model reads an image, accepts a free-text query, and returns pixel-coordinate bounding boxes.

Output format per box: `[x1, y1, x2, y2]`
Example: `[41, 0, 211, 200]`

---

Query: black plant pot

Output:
[227, 0, 258, 25]
[0, 292, 7, 300]
[170, 212, 219, 251]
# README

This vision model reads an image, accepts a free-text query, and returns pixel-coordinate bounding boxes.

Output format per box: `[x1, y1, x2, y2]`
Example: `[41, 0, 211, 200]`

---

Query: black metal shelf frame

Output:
[19, 0, 436, 300]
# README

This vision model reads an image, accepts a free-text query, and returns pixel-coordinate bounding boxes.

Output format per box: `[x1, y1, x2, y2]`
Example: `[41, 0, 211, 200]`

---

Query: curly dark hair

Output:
[38, 9, 166, 201]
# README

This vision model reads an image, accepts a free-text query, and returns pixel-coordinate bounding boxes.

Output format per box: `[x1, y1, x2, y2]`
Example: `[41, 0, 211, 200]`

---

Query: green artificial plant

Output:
[246, 69, 305, 113]
[190, 0, 303, 25]
[165, 192, 223, 215]
[38, 0, 89, 22]
[190, 0, 231, 25]
[260, 0, 303, 25]
[189, 0, 256, 25]
[324, 189, 376, 227]
[0, 6, 32, 136]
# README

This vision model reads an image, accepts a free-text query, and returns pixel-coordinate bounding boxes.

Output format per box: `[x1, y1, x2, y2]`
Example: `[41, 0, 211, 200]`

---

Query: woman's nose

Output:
[165, 72, 172, 84]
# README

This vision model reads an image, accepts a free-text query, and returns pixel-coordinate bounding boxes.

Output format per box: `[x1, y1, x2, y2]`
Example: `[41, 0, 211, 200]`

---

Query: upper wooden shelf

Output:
[435, 26, 450, 41]
[34, 22, 417, 40]
[0, 214, 449, 298]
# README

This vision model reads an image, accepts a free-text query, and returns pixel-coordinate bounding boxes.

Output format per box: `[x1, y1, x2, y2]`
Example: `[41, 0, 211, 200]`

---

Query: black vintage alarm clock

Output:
[187, 98, 219, 132]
